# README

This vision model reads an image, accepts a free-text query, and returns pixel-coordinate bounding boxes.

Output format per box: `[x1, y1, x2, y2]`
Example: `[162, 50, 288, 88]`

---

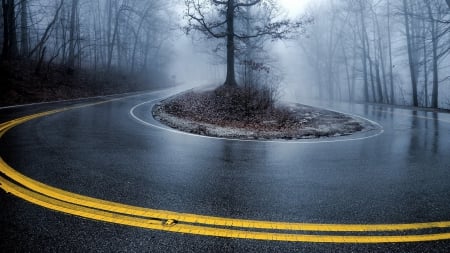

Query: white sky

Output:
[171, 0, 314, 86]
[277, 0, 311, 17]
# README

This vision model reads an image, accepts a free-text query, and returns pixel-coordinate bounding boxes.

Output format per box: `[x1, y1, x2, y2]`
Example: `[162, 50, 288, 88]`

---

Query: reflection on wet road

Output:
[1, 89, 450, 252]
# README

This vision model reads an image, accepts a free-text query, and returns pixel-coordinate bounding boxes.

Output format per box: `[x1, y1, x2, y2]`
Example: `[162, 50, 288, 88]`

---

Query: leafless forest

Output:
[1, 0, 449, 109]
[295, 0, 450, 109]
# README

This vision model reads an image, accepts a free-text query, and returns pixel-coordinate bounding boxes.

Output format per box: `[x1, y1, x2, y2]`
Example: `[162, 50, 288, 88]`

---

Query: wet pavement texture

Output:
[1, 88, 450, 252]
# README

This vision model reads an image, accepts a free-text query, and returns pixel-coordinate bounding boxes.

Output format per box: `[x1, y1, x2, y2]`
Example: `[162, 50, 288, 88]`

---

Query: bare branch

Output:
[234, 0, 261, 9]
[28, 0, 64, 58]
[185, 0, 227, 38]
[234, 18, 312, 40]
[212, 0, 228, 5]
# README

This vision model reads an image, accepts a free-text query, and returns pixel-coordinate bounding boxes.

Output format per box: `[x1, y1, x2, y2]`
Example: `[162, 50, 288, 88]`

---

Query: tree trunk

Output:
[67, 0, 79, 71]
[106, 0, 113, 70]
[375, 61, 383, 103]
[342, 44, 352, 102]
[1, 0, 9, 60]
[224, 0, 237, 87]
[116, 16, 122, 69]
[327, 12, 336, 100]
[8, 0, 17, 58]
[368, 56, 376, 102]
[427, 2, 439, 108]
[387, 0, 395, 104]
[20, 0, 28, 57]
[76, 9, 81, 69]
[359, 3, 369, 102]
[2, 0, 18, 60]
[374, 10, 388, 103]
[61, 5, 67, 64]
[364, 25, 376, 102]
[423, 19, 428, 107]
[351, 41, 357, 102]
[402, 0, 419, 107]
[142, 30, 151, 72]
[130, 8, 149, 74]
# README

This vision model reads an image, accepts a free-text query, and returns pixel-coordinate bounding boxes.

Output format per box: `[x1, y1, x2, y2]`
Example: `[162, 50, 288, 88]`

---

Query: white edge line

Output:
[0, 90, 163, 110]
[129, 93, 385, 145]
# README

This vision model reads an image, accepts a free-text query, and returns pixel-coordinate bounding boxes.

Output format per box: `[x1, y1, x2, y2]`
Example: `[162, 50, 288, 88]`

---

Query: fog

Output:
[168, 0, 449, 109]
[170, 1, 313, 88]
[2, 0, 449, 109]
[170, 0, 315, 96]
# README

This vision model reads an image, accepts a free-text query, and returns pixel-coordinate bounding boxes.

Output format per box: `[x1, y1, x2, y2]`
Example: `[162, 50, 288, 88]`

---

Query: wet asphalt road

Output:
[1, 88, 450, 252]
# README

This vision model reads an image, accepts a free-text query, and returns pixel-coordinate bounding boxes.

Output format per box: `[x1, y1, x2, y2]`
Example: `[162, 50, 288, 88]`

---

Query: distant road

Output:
[1, 87, 450, 252]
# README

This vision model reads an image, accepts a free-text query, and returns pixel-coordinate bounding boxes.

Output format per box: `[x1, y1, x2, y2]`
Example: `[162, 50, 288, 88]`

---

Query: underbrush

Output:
[163, 85, 298, 130]
[0, 59, 173, 106]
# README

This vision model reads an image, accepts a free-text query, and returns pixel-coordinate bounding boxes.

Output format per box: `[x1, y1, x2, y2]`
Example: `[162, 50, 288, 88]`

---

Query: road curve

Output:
[1, 87, 450, 252]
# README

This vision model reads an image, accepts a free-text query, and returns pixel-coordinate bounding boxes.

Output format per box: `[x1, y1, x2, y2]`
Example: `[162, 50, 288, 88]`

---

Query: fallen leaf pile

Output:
[154, 87, 366, 140]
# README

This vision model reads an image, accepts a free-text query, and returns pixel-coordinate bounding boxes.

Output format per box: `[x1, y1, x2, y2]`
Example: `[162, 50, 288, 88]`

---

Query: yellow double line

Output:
[1, 101, 450, 243]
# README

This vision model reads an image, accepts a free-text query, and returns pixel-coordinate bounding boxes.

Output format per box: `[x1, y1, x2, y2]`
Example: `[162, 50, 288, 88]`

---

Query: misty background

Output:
[1, 0, 449, 109]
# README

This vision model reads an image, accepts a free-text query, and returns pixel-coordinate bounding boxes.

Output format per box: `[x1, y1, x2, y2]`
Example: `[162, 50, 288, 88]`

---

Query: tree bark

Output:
[368, 55, 376, 102]
[422, 16, 428, 107]
[130, 4, 152, 74]
[363, 21, 376, 102]
[426, 2, 439, 108]
[342, 44, 352, 102]
[402, 0, 419, 107]
[1, 0, 9, 60]
[8, 0, 17, 58]
[2, 0, 18, 60]
[375, 61, 383, 103]
[359, 2, 369, 102]
[106, 0, 113, 70]
[68, 0, 79, 70]
[224, 0, 237, 87]
[20, 0, 28, 57]
[373, 9, 388, 103]
[107, 1, 120, 72]
[387, 0, 395, 104]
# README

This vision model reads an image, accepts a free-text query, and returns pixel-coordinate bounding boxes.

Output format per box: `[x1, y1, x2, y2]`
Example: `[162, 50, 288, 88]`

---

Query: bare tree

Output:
[425, 0, 444, 108]
[1, 0, 18, 60]
[297, 0, 449, 109]
[370, 3, 388, 103]
[19, 0, 28, 57]
[185, 0, 309, 87]
[67, 0, 79, 71]
[359, 1, 369, 102]
[402, 0, 419, 106]
[29, 0, 65, 73]
[387, 0, 394, 104]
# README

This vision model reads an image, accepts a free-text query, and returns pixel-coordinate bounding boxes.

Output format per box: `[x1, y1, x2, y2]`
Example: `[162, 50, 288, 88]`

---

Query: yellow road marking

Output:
[3, 156, 450, 233]
[1, 100, 450, 243]
[2, 176, 450, 244]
